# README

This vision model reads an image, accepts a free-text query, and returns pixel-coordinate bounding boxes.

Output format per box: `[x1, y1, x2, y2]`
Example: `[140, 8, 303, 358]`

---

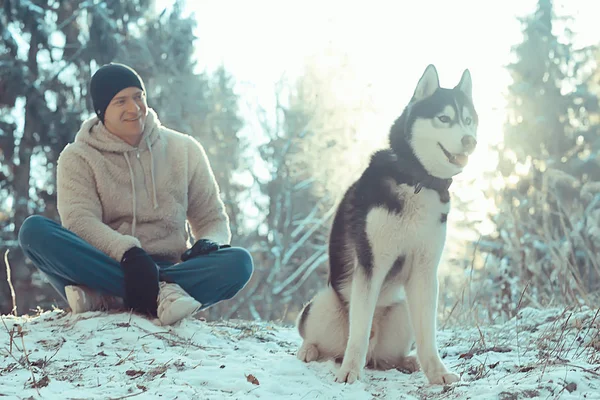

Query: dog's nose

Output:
[461, 135, 477, 153]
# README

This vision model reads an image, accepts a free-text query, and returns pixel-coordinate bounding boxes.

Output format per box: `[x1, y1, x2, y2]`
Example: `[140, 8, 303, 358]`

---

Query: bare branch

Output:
[282, 253, 329, 298]
[281, 200, 337, 266]
[272, 248, 326, 295]
[4, 249, 17, 316]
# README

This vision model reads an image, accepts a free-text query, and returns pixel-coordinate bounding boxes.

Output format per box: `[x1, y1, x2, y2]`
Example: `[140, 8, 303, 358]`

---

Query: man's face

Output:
[103, 87, 148, 146]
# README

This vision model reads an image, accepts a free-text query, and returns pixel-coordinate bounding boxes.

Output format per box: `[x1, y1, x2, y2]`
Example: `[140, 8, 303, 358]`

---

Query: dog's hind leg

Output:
[369, 301, 419, 373]
[296, 286, 348, 363]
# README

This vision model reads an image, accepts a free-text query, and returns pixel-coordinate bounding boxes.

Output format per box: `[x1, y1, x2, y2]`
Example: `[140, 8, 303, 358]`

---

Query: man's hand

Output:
[120, 246, 160, 317]
[181, 239, 230, 262]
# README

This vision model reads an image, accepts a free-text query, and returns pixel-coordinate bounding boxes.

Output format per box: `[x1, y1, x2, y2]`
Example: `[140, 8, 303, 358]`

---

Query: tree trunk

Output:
[13, 32, 39, 233]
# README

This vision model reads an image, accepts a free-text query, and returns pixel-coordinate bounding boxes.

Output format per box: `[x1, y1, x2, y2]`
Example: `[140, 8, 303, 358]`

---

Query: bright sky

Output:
[170, 0, 597, 150]
[154, 0, 599, 241]
[154, 0, 592, 168]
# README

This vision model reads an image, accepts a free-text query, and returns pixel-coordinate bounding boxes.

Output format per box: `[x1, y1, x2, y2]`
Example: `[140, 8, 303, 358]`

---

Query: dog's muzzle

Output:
[461, 135, 477, 154]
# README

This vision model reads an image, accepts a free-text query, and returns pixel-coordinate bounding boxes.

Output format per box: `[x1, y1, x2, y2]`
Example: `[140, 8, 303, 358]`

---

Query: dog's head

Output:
[390, 64, 478, 179]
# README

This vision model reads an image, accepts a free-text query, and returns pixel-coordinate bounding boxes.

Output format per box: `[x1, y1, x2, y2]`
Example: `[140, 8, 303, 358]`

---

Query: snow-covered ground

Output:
[1, 306, 599, 399]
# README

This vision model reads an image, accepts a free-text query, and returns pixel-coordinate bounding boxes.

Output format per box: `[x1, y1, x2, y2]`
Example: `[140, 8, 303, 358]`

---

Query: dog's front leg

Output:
[335, 266, 382, 384]
[405, 269, 459, 385]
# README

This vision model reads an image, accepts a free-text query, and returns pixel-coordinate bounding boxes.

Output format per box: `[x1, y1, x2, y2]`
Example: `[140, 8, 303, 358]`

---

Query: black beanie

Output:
[90, 63, 146, 122]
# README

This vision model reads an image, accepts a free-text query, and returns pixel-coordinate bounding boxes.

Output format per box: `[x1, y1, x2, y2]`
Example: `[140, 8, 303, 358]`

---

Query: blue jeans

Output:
[18, 215, 253, 310]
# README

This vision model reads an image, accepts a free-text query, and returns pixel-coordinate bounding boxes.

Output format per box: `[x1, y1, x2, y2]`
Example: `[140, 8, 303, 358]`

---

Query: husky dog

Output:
[295, 64, 478, 385]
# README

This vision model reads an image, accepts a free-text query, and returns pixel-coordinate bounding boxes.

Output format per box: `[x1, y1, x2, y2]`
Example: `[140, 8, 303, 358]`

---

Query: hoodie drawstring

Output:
[146, 137, 159, 209]
[123, 152, 137, 237]
[123, 141, 159, 237]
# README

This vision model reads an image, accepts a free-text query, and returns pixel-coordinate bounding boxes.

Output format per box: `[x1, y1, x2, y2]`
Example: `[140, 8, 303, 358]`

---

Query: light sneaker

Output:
[65, 285, 123, 314]
[157, 282, 202, 326]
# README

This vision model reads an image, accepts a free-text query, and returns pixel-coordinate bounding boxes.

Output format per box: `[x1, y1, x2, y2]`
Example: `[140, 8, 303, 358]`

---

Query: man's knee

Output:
[226, 247, 254, 291]
[18, 215, 55, 250]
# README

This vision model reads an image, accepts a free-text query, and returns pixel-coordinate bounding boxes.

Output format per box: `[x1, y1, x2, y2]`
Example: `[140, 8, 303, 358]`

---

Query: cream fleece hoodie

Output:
[56, 108, 231, 263]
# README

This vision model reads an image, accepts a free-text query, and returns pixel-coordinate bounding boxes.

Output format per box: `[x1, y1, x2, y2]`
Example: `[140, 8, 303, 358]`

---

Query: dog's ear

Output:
[412, 64, 439, 102]
[455, 69, 472, 101]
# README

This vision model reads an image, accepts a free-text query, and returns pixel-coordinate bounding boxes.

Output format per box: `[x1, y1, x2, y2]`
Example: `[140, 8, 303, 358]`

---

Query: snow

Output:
[1, 307, 599, 399]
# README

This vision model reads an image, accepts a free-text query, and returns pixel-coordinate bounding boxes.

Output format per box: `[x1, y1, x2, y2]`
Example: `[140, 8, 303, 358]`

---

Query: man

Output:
[18, 63, 253, 326]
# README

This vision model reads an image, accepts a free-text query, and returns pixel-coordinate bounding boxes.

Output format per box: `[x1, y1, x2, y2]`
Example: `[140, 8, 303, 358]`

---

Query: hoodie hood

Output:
[75, 107, 161, 152]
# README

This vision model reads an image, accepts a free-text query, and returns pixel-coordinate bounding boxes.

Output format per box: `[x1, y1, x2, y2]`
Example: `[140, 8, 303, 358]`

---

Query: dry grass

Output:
[440, 168, 600, 329]
[442, 304, 600, 400]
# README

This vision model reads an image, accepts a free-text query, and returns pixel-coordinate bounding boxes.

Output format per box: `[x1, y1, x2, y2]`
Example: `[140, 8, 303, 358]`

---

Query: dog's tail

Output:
[296, 300, 313, 338]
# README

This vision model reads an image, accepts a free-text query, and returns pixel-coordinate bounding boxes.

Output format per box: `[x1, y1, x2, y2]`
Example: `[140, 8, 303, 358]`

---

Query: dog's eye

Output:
[465, 117, 472, 125]
[437, 115, 451, 123]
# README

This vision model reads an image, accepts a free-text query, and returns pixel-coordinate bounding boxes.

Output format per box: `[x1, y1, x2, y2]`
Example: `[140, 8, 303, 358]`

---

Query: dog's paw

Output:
[421, 356, 460, 385]
[335, 363, 361, 384]
[397, 355, 420, 374]
[426, 370, 460, 385]
[296, 343, 319, 363]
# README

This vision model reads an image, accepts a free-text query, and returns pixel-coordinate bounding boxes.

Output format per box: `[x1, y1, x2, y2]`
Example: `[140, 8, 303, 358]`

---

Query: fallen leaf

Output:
[31, 359, 46, 368]
[31, 375, 50, 388]
[126, 370, 145, 378]
[486, 346, 512, 353]
[519, 365, 535, 373]
[246, 374, 260, 385]
[146, 365, 168, 378]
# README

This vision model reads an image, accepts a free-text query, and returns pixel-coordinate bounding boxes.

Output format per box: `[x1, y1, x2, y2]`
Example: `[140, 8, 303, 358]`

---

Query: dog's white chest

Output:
[365, 185, 449, 260]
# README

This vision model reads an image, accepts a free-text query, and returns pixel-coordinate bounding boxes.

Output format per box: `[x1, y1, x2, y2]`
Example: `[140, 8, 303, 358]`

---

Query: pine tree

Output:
[501, 0, 599, 179]
[478, 0, 600, 316]
[197, 66, 246, 239]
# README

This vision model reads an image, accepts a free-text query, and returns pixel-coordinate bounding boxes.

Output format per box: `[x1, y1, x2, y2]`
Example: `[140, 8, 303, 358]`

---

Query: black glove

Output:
[181, 239, 230, 262]
[120, 246, 160, 317]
